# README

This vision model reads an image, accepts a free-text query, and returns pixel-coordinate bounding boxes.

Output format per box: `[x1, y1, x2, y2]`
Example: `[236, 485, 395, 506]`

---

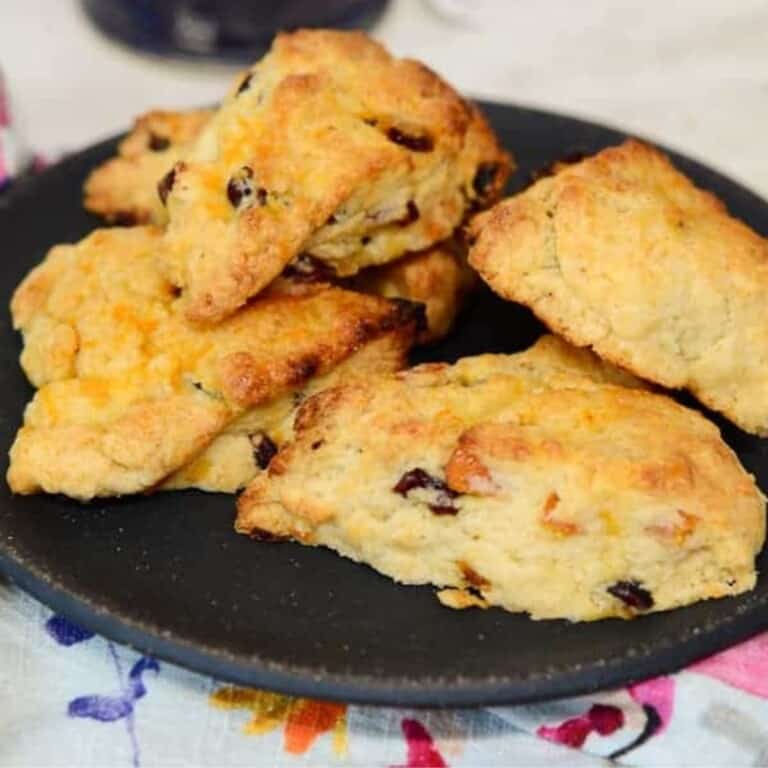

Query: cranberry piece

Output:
[148, 132, 170, 151]
[397, 200, 420, 227]
[226, 166, 256, 208]
[282, 254, 336, 283]
[393, 468, 433, 495]
[249, 433, 277, 470]
[249, 527, 288, 542]
[393, 468, 459, 515]
[386, 127, 434, 152]
[607, 580, 654, 611]
[111, 211, 138, 226]
[157, 166, 178, 206]
[236, 72, 253, 95]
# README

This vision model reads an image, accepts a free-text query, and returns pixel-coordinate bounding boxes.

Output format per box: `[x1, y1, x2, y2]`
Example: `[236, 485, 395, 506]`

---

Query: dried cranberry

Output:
[397, 200, 420, 227]
[249, 433, 278, 470]
[393, 468, 433, 495]
[472, 163, 500, 199]
[249, 527, 289, 542]
[393, 468, 459, 515]
[111, 211, 138, 226]
[236, 72, 253, 95]
[386, 127, 434, 152]
[148, 132, 170, 151]
[226, 166, 258, 208]
[607, 580, 654, 611]
[157, 167, 177, 206]
[282, 254, 336, 283]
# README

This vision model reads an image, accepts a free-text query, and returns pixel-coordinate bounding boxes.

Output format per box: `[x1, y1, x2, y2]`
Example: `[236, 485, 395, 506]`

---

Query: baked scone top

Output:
[161, 29, 511, 322]
[468, 139, 768, 435]
[237, 336, 764, 621]
[9, 226, 419, 498]
[84, 109, 212, 226]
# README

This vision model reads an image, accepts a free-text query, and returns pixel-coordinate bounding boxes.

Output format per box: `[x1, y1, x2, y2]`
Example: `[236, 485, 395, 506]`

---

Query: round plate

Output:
[2, 103, 768, 707]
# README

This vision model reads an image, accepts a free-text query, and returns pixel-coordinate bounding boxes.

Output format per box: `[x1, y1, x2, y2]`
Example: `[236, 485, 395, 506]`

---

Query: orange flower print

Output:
[210, 686, 347, 756]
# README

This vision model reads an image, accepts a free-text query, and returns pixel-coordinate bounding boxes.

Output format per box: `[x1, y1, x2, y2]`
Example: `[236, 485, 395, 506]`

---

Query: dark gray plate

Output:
[1, 103, 767, 707]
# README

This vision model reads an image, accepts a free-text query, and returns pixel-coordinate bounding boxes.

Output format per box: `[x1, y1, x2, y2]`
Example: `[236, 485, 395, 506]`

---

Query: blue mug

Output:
[82, 0, 390, 61]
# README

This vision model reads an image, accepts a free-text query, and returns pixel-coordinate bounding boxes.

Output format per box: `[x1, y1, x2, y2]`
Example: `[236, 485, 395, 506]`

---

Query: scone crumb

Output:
[436, 588, 489, 610]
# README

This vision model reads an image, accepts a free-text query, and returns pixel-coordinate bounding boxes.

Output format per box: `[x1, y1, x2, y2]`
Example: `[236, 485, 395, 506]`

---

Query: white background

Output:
[2, 0, 768, 197]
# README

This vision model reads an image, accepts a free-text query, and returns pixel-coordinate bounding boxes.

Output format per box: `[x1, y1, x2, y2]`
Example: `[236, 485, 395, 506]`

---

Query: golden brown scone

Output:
[83, 108, 482, 343]
[160, 29, 512, 323]
[8, 226, 419, 499]
[83, 113, 473, 344]
[469, 139, 768, 435]
[83, 109, 212, 225]
[348, 240, 476, 343]
[236, 335, 764, 621]
[163, 333, 404, 492]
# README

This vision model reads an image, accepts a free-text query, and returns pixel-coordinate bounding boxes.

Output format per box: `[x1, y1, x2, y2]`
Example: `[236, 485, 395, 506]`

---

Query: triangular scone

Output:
[8, 227, 419, 499]
[469, 139, 768, 435]
[159, 29, 511, 322]
[162, 333, 403, 493]
[236, 336, 764, 621]
[84, 109, 212, 225]
[83, 107, 478, 344]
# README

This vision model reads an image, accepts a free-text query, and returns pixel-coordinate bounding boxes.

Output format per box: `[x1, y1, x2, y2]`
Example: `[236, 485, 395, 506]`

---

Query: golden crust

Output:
[163, 332, 411, 492]
[8, 226, 418, 499]
[84, 103, 477, 343]
[237, 335, 764, 621]
[349, 240, 476, 342]
[160, 29, 512, 323]
[83, 109, 212, 225]
[469, 139, 768, 435]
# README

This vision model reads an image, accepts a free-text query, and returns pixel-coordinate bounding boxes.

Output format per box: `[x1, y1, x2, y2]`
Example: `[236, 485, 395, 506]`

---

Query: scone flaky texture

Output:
[84, 109, 212, 225]
[348, 239, 476, 343]
[82, 106, 474, 344]
[9, 226, 419, 499]
[160, 29, 511, 322]
[237, 335, 764, 622]
[469, 138, 768, 435]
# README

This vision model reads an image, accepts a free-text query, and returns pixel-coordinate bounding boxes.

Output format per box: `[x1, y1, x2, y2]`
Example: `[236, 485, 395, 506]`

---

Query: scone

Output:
[162, 335, 400, 493]
[8, 226, 419, 499]
[84, 109, 212, 225]
[468, 139, 768, 435]
[347, 239, 476, 343]
[83, 107, 477, 344]
[160, 29, 512, 322]
[236, 335, 765, 621]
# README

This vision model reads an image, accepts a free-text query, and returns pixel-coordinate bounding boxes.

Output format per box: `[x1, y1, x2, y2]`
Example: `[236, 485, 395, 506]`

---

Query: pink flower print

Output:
[537, 704, 625, 748]
[689, 632, 768, 698]
[392, 718, 448, 768]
